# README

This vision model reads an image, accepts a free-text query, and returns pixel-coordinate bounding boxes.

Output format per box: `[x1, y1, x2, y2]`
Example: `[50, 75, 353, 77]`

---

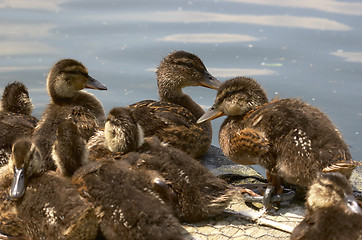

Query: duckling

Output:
[197, 77, 360, 191]
[0, 156, 27, 239]
[127, 50, 221, 158]
[1, 81, 34, 115]
[102, 107, 235, 223]
[32, 58, 107, 171]
[1, 137, 100, 240]
[67, 106, 99, 142]
[53, 120, 184, 240]
[0, 82, 38, 167]
[86, 107, 143, 162]
[291, 172, 362, 240]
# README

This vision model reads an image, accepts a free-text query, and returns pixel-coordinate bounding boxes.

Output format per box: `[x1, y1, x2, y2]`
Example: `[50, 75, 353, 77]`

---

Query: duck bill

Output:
[345, 194, 362, 214]
[85, 76, 107, 90]
[10, 167, 27, 199]
[197, 105, 224, 124]
[200, 70, 221, 90]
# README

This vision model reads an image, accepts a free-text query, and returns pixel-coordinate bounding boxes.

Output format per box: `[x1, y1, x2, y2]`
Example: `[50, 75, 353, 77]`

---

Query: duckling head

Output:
[307, 172, 362, 215]
[104, 107, 144, 154]
[1, 81, 33, 115]
[197, 76, 268, 123]
[156, 51, 221, 100]
[52, 120, 88, 177]
[9, 138, 41, 199]
[47, 59, 107, 102]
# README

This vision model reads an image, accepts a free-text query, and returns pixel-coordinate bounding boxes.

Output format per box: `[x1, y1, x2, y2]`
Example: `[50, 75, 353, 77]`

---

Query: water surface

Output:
[1, 0, 361, 167]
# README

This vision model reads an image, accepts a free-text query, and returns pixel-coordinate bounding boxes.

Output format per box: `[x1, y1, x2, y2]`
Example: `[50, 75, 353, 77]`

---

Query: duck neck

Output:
[158, 80, 212, 139]
[158, 77, 204, 119]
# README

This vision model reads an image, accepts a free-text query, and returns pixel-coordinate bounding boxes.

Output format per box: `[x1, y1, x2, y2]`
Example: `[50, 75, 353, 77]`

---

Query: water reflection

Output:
[158, 33, 259, 43]
[96, 11, 351, 31]
[224, 0, 362, 16]
[208, 68, 276, 77]
[0, 23, 54, 38]
[0, 0, 361, 162]
[0, 0, 66, 11]
[0, 41, 57, 55]
[330, 50, 362, 63]
[0, 65, 47, 73]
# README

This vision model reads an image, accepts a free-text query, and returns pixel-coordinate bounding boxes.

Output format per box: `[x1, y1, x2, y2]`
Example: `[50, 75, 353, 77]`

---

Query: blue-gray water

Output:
[1, 0, 361, 172]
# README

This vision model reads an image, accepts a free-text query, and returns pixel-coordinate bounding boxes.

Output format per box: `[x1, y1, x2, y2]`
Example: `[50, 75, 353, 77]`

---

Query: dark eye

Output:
[225, 91, 233, 97]
[65, 70, 80, 75]
[186, 62, 194, 68]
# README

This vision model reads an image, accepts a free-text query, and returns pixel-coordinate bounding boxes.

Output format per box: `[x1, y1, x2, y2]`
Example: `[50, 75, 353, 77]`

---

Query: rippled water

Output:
[1, 0, 361, 166]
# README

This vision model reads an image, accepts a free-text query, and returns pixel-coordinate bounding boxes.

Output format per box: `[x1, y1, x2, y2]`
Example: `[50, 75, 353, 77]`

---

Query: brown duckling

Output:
[197, 77, 360, 191]
[53, 120, 184, 240]
[127, 50, 221, 158]
[1, 81, 34, 116]
[33, 59, 107, 171]
[67, 106, 99, 142]
[291, 172, 362, 240]
[1, 137, 100, 240]
[0, 155, 26, 239]
[0, 82, 38, 167]
[101, 107, 235, 223]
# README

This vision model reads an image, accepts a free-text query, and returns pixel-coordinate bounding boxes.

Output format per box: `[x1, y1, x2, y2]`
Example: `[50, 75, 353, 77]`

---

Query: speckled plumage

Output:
[124, 137, 235, 223]
[32, 59, 106, 171]
[291, 173, 362, 240]
[16, 172, 100, 240]
[0, 81, 33, 116]
[53, 120, 184, 240]
[0, 82, 38, 167]
[100, 108, 235, 223]
[1, 138, 100, 240]
[198, 77, 360, 188]
[128, 51, 221, 158]
[0, 165, 27, 238]
[67, 106, 99, 142]
[73, 160, 184, 240]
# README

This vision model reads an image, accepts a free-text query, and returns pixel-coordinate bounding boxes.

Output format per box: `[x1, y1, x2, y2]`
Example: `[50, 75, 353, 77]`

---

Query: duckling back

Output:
[128, 101, 211, 157]
[101, 107, 234, 222]
[72, 160, 184, 240]
[53, 119, 184, 240]
[199, 76, 358, 188]
[1, 81, 33, 115]
[124, 137, 235, 223]
[242, 98, 356, 186]
[4, 137, 100, 240]
[16, 172, 100, 240]
[0, 82, 38, 167]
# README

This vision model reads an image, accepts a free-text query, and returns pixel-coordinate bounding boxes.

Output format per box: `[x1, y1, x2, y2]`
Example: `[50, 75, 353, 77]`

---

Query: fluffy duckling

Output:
[102, 107, 235, 223]
[0, 82, 38, 167]
[53, 120, 184, 240]
[33, 59, 107, 171]
[0, 160, 26, 238]
[1, 81, 34, 115]
[0, 137, 100, 240]
[128, 51, 221, 158]
[197, 77, 360, 191]
[291, 172, 362, 240]
[67, 106, 99, 142]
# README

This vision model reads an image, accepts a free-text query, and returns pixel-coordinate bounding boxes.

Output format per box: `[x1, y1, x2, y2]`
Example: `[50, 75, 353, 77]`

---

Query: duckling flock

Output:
[0, 51, 361, 240]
